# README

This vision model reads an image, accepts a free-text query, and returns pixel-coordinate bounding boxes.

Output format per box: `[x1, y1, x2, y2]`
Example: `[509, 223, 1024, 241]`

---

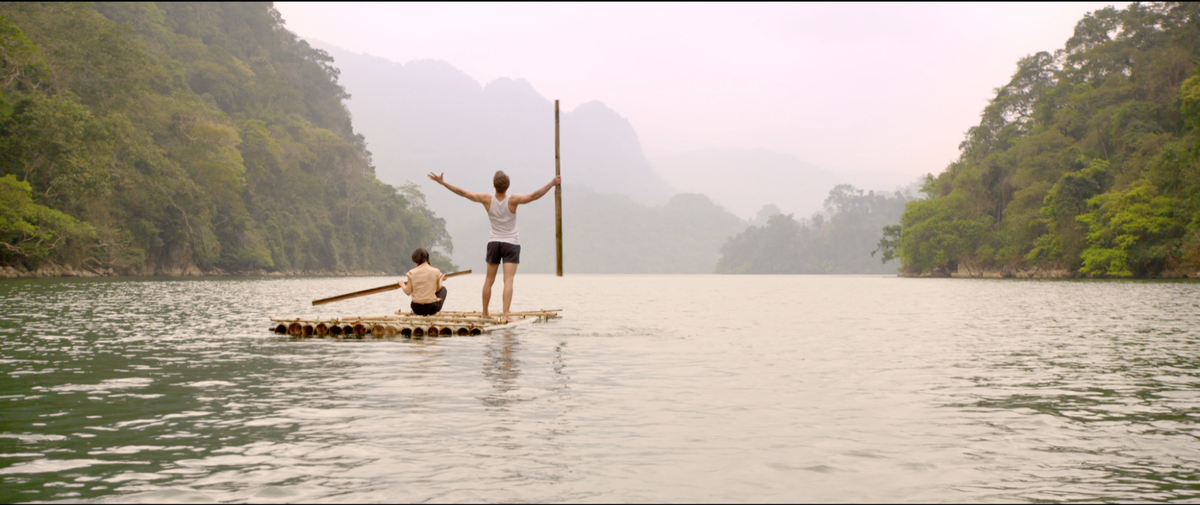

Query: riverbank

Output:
[0, 263, 391, 278]
[899, 265, 1200, 279]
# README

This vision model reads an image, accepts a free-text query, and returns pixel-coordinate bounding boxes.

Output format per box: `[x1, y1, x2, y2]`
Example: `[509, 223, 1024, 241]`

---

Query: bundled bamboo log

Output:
[267, 309, 558, 339]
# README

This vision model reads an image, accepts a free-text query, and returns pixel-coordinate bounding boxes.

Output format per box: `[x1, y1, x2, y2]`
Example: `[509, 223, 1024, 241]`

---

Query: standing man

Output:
[428, 170, 561, 322]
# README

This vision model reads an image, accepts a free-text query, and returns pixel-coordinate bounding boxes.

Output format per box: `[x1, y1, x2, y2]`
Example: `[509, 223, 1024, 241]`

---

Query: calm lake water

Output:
[1, 275, 1198, 503]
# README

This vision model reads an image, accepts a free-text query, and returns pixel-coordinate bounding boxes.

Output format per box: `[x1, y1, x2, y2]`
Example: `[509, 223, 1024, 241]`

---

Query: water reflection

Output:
[543, 341, 575, 479]
[481, 334, 521, 409]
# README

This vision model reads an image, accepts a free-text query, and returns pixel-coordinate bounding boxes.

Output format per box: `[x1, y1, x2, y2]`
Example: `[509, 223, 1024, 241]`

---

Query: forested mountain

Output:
[0, 2, 450, 276]
[716, 185, 915, 274]
[884, 2, 1200, 278]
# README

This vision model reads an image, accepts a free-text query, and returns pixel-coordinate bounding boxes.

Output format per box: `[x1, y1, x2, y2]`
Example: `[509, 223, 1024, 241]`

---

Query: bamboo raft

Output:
[268, 310, 560, 338]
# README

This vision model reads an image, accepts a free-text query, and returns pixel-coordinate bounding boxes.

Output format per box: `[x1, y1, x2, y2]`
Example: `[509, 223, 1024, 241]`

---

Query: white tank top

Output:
[488, 195, 519, 245]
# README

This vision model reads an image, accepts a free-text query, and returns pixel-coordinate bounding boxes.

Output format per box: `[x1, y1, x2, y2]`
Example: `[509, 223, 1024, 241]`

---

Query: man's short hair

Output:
[412, 248, 430, 265]
[493, 171, 510, 193]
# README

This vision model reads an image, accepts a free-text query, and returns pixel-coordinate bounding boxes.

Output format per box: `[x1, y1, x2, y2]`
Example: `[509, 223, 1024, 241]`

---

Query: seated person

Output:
[401, 248, 447, 315]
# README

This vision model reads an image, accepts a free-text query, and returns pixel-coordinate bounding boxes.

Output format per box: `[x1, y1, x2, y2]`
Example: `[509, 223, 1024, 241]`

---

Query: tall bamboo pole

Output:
[555, 100, 563, 277]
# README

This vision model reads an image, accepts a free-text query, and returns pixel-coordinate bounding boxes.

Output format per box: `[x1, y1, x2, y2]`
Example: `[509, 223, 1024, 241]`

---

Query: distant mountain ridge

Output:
[310, 40, 747, 272]
[309, 40, 675, 201]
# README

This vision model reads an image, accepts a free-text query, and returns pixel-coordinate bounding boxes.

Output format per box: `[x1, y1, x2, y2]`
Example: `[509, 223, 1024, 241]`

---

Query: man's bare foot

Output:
[501, 314, 516, 323]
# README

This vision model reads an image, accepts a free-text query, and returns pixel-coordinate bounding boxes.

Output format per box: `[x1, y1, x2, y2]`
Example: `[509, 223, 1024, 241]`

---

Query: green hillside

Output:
[884, 2, 1200, 277]
[0, 2, 451, 275]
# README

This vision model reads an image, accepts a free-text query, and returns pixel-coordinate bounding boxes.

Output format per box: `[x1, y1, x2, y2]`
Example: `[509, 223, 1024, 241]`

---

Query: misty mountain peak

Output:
[402, 58, 483, 90]
[571, 100, 620, 117]
[568, 101, 636, 136]
[483, 77, 547, 103]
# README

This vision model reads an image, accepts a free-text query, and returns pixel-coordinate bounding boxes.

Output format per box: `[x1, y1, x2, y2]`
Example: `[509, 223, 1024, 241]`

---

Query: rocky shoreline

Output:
[0, 263, 392, 279]
[899, 265, 1200, 279]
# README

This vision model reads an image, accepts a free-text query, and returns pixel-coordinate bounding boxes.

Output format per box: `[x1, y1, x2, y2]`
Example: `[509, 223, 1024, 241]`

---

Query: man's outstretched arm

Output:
[511, 176, 562, 205]
[428, 172, 490, 207]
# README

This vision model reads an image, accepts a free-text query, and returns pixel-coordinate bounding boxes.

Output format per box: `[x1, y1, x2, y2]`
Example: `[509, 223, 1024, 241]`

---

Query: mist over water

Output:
[2, 276, 1199, 502]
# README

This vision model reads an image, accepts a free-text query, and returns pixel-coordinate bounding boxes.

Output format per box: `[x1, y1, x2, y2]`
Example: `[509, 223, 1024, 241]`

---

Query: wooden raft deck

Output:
[268, 310, 560, 338]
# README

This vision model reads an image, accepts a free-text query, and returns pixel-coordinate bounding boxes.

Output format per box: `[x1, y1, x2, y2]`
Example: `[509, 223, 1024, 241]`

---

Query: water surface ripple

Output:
[1, 275, 1198, 502]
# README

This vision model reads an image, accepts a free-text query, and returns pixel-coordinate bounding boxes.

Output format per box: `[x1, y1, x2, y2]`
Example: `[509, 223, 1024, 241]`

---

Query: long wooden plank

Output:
[311, 270, 471, 306]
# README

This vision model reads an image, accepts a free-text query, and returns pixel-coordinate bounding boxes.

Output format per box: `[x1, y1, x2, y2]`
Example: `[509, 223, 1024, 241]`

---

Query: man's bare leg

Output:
[502, 262, 518, 322]
[482, 262, 500, 318]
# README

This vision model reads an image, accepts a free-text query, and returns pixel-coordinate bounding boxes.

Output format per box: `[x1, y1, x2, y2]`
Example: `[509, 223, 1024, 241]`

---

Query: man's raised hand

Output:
[427, 172, 445, 184]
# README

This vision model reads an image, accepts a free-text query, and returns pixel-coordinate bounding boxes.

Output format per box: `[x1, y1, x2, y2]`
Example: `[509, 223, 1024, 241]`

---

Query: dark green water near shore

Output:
[1, 275, 1198, 502]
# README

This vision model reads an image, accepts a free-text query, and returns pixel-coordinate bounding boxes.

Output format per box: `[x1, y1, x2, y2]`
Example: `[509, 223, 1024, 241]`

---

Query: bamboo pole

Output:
[311, 269, 471, 306]
[555, 100, 563, 277]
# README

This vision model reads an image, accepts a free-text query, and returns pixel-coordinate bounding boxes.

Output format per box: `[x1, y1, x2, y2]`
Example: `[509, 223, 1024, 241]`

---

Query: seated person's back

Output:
[402, 248, 447, 315]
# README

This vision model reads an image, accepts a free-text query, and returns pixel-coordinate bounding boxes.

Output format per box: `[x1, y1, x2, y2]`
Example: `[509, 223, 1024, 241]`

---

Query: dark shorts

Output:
[411, 286, 447, 316]
[486, 241, 520, 264]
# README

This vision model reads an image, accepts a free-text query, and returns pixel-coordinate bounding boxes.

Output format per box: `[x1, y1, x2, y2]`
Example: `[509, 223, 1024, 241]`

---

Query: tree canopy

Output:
[890, 2, 1200, 277]
[0, 2, 452, 275]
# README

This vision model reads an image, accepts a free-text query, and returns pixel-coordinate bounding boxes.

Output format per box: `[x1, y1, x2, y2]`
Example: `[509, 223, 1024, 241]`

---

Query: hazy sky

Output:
[276, 2, 1124, 182]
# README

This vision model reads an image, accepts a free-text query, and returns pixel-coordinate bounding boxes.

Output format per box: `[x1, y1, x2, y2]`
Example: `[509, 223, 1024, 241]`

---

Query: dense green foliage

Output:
[715, 185, 913, 274]
[0, 173, 94, 264]
[0, 2, 451, 274]
[894, 2, 1200, 277]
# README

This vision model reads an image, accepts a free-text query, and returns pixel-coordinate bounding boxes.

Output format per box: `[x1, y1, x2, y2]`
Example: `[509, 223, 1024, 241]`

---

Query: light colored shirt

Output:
[488, 195, 519, 245]
[405, 263, 443, 304]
